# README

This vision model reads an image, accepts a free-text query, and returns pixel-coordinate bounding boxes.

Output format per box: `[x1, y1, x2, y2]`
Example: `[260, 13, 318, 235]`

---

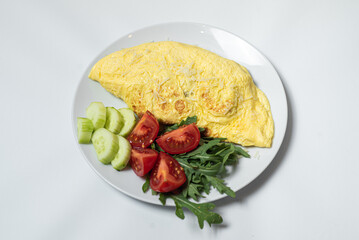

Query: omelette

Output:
[88, 41, 274, 147]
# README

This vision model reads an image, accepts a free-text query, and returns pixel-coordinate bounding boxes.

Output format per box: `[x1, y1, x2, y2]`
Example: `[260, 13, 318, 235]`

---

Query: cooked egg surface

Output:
[89, 41, 274, 147]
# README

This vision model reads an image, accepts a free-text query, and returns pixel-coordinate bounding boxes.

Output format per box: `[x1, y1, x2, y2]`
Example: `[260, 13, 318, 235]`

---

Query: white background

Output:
[1, 0, 358, 239]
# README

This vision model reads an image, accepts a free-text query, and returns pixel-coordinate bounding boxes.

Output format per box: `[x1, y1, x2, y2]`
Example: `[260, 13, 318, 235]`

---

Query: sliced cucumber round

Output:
[118, 108, 136, 137]
[77, 117, 94, 144]
[92, 128, 119, 164]
[111, 136, 131, 171]
[105, 107, 124, 134]
[86, 102, 106, 130]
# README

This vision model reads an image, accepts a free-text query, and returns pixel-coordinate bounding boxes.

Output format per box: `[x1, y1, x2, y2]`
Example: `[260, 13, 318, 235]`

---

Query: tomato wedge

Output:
[156, 123, 201, 154]
[127, 111, 159, 148]
[150, 152, 186, 192]
[130, 147, 159, 177]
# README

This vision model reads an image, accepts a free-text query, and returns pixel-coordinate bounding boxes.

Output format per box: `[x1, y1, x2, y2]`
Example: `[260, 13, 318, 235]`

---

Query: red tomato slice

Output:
[130, 147, 159, 177]
[156, 123, 201, 154]
[127, 111, 159, 148]
[150, 152, 186, 192]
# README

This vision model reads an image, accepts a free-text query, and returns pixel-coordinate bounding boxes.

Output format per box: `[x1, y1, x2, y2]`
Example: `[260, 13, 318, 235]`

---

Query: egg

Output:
[89, 41, 274, 147]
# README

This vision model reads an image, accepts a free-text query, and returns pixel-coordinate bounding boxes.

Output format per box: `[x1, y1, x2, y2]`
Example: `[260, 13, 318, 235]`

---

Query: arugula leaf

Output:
[205, 176, 236, 198]
[163, 116, 198, 133]
[143, 116, 251, 229]
[197, 162, 222, 176]
[142, 176, 150, 193]
[202, 176, 211, 195]
[234, 145, 250, 158]
[159, 193, 222, 227]
[170, 195, 223, 229]
[182, 139, 222, 158]
[201, 137, 227, 142]
[159, 193, 167, 205]
[185, 183, 204, 201]
[173, 137, 243, 199]
[202, 137, 250, 158]
[198, 127, 206, 132]
[217, 144, 235, 173]
[174, 200, 185, 219]
[223, 153, 239, 165]
[150, 143, 156, 150]
[178, 116, 198, 126]
[175, 158, 220, 177]
[151, 142, 165, 152]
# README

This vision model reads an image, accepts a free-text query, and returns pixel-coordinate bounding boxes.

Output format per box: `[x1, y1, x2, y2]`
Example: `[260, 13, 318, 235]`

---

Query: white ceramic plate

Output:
[72, 22, 288, 206]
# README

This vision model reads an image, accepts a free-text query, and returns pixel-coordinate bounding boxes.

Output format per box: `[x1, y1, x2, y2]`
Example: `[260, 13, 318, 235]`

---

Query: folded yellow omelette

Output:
[89, 41, 274, 147]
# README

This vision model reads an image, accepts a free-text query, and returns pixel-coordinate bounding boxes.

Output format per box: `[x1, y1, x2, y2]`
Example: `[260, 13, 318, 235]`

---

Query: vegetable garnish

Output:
[145, 116, 250, 229]
[130, 147, 159, 177]
[162, 116, 206, 133]
[78, 103, 250, 229]
[150, 152, 187, 192]
[77, 103, 134, 171]
[127, 111, 159, 148]
[156, 123, 201, 154]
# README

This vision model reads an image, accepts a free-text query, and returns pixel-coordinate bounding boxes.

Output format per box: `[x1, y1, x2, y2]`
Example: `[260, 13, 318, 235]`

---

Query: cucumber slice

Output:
[86, 102, 106, 130]
[105, 107, 124, 134]
[92, 128, 119, 164]
[77, 117, 94, 144]
[111, 136, 131, 171]
[118, 108, 136, 137]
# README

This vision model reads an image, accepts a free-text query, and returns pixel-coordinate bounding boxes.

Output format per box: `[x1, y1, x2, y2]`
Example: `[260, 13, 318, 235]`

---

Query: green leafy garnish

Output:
[142, 176, 150, 193]
[205, 175, 235, 198]
[143, 116, 250, 228]
[151, 142, 164, 152]
[163, 116, 198, 133]
[159, 194, 223, 229]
